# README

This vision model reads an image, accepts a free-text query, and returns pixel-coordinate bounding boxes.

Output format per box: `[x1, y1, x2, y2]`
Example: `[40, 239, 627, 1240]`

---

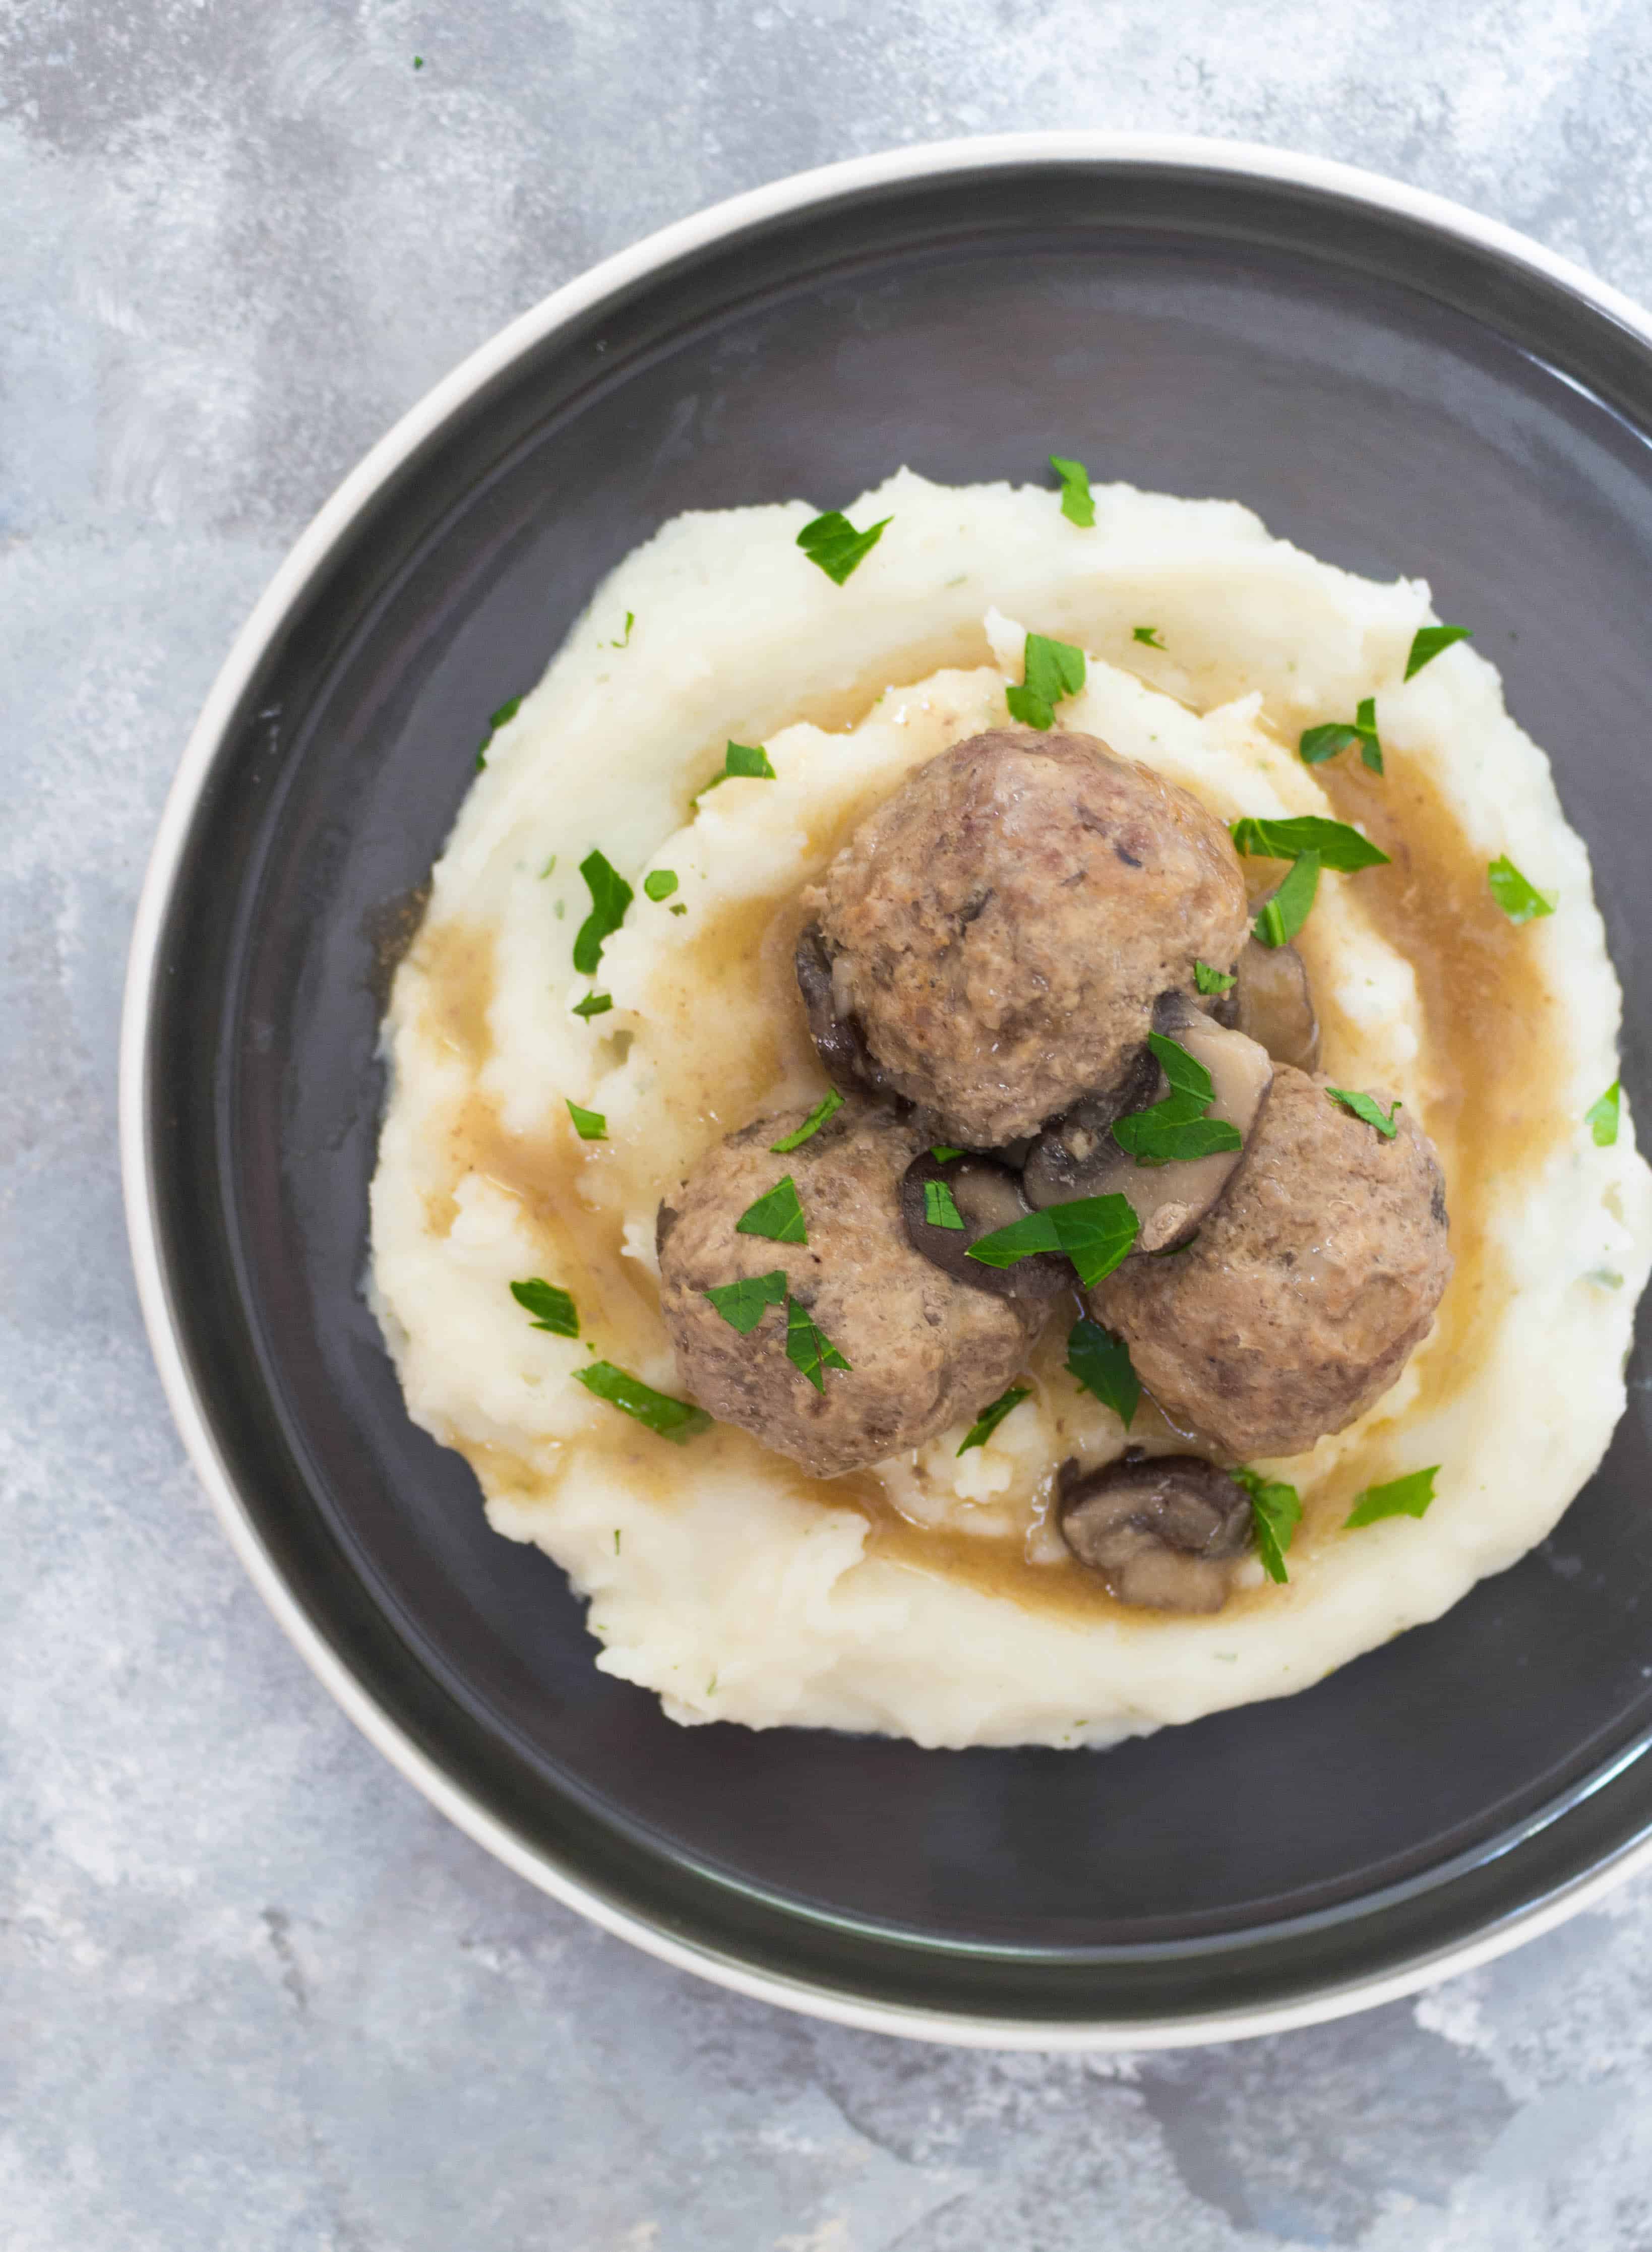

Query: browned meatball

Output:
[1090, 1067, 1451, 1459]
[800, 727, 1249, 1145]
[657, 1099, 1043, 1477]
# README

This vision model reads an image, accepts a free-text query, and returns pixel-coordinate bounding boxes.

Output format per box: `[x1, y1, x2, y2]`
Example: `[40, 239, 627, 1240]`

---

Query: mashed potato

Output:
[369, 470, 1652, 1749]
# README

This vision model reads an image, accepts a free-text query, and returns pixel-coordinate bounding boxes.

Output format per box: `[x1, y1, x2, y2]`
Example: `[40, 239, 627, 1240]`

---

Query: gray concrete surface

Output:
[7, 2, 1652, 2245]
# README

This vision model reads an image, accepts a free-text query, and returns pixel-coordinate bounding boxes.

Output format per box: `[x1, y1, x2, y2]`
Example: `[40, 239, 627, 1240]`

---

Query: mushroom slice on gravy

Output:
[1059, 1450, 1254, 1613]
[1024, 994, 1273, 1253]
[1232, 937, 1320, 1072]
[899, 1148, 1068, 1302]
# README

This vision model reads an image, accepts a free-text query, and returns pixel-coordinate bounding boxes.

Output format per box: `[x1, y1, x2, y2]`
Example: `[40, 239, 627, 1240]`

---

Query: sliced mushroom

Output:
[1233, 937, 1320, 1072]
[1058, 1449, 1254, 1613]
[1019, 1047, 1159, 1207]
[1023, 994, 1273, 1253]
[898, 1149, 1068, 1302]
[794, 922, 904, 1102]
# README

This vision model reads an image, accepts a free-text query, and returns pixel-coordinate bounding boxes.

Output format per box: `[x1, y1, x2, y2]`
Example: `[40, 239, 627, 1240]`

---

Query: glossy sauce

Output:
[407, 684, 1568, 1625]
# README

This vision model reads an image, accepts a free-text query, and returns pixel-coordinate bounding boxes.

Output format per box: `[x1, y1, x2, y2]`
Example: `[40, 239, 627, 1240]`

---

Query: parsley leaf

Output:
[736, 1176, 808, 1243]
[1195, 959, 1235, 994]
[796, 510, 891, 584]
[1344, 1466, 1439, 1527]
[566, 1099, 606, 1140]
[1488, 855, 1556, 925]
[1405, 624, 1472, 679]
[1327, 1087, 1401, 1137]
[957, 1384, 1032, 1454]
[784, 1296, 851, 1389]
[608, 610, 634, 648]
[967, 1192, 1139, 1289]
[1049, 454, 1095, 527]
[1112, 1029, 1243, 1167]
[931, 1144, 964, 1163]
[1300, 696, 1382, 776]
[1065, 1317, 1139, 1428]
[1586, 1081, 1621, 1147]
[572, 993, 613, 1020]
[643, 869, 679, 901]
[1355, 696, 1384, 775]
[573, 1360, 711, 1442]
[701, 740, 776, 793]
[1254, 849, 1321, 949]
[1232, 1467, 1302, 1584]
[1006, 631, 1086, 730]
[770, 1089, 843, 1152]
[924, 1178, 966, 1230]
[572, 848, 634, 974]
[475, 693, 523, 769]
[704, 1268, 787, 1335]
[1231, 816, 1389, 872]
[1132, 626, 1165, 649]
[509, 1278, 579, 1337]
[1298, 721, 1363, 767]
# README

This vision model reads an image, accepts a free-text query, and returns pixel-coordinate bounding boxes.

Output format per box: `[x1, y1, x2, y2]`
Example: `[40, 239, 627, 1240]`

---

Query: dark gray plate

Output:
[124, 140, 1652, 2041]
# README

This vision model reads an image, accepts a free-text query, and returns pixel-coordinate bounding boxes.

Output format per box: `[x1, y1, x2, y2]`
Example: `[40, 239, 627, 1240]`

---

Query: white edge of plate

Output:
[119, 128, 1652, 2052]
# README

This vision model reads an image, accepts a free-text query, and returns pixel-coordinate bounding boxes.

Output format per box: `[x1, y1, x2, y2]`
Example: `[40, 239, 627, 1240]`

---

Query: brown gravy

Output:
[404, 684, 1569, 1625]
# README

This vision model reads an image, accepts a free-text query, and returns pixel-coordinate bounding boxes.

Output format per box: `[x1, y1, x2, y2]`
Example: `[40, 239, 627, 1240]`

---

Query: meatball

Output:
[1090, 1067, 1451, 1459]
[799, 727, 1250, 1146]
[657, 1099, 1043, 1476]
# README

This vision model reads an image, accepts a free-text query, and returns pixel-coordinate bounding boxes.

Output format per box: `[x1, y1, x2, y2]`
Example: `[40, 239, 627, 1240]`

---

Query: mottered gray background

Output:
[6, 3, 1652, 2245]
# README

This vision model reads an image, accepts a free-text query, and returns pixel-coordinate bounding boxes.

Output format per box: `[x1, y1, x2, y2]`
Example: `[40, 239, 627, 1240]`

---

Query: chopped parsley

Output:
[931, 1144, 964, 1163]
[1405, 624, 1472, 679]
[1254, 849, 1321, 949]
[1049, 454, 1095, 528]
[796, 509, 891, 584]
[572, 848, 634, 974]
[1327, 1087, 1401, 1137]
[704, 1268, 787, 1335]
[643, 869, 679, 901]
[566, 1099, 606, 1140]
[572, 993, 613, 1020]
[701, 740, 776, 793]
[608, 611, 634, 648]
[509, 1278, 579, 1337]
[1299, 696, 1382, 775]
[967, 1192, 1139, 1289]
[1006, 631, 1086, 730]
[1488, 855, 1556, 925]
[670, 903, 688, 917]
[1230, 816, 1389, 872]
[924, 1178, 966, 1230]
[957, 1384, 1032, 1454]
[413, 54, 424, 68]
[1111, 1029, 1243, 1167]
[1194, 959, 1235, 994]
[784, 1296, 851, 1389]
[475, 693, 523, 769]
[573, 1360, 711, 1442]
[1344, 1466, 1439, 1527]
[1065, 1317, 1139, 1429]
[735, 1175, 808, 1243]
[1233, 1467, 1302, 1584]
[770, 1089, 843, 1152]
[1587, 1081, 1621, 1147]
[1132, 626, 1165, 650]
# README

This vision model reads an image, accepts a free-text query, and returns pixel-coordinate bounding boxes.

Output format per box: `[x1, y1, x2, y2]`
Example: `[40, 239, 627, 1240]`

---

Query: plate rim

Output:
[119, 127, 1652, 2050]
